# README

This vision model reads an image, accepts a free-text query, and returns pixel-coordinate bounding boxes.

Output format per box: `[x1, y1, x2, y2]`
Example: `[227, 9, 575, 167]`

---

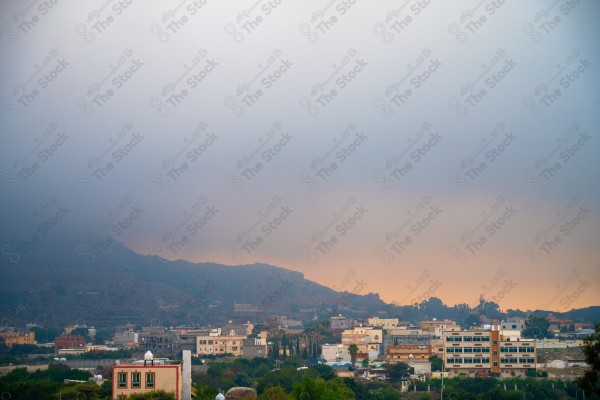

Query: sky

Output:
[1, 0, 599, 312]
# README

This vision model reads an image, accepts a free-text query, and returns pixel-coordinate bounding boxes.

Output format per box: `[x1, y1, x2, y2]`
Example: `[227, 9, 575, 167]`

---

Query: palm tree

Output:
[348, 343, 359, 368]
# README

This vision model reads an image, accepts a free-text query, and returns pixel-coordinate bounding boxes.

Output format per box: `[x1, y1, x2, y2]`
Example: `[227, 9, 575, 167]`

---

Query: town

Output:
[0, 310, 597, 399]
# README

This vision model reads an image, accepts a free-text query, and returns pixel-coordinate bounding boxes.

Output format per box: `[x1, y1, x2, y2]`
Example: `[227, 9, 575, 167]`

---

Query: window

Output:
[463, 336, 472, 342]
[447, 348, 454, 353]
[493, 351, 498, 356]
[146, 372, 155, 388]
[493, 340, 498, 345]
[132, 372, 140, 388]
[463, 347, 473, 353]
[493, 362, 498, 367]
[472, 336, 481, 342]
[118, 372, 127, 389]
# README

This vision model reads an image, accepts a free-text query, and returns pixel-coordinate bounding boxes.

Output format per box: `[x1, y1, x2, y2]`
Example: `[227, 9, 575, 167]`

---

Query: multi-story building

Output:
[241, 332, 268, 359]
[420, 319, 460, 337]
[138, 328, 196, 356]
[0, 330, 35, 347]
[111, 350, 192, 400]
[383, 328, 433, 357]
[500, 317, 526, 332]
[113, 330, 139, 347]
[196, 328, 245, 356]
[443, 328, 536, 378]
[386, 344, 433, 363]
[341, 326, 383, 361]
[365, 317, 400, 329]
[321, 344, 351, 364]
[54, 334, 85, 349]
[329, 315, 356, 330]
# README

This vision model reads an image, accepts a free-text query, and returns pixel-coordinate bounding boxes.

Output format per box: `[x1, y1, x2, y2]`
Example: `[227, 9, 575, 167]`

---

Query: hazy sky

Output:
[1, 0, 599, 312]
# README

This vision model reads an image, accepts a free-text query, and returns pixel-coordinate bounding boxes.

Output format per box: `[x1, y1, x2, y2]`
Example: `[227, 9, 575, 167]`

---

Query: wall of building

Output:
[112, 363, 182, 400]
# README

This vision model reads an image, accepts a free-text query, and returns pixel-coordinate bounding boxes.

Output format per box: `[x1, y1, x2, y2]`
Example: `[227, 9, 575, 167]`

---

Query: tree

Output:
[258, 386, 290, 400]
[127, 390, 176, 399]
[361, 358, 369, 368]
[384, 362, 410, 382]
[522, 315, 550, 339]
[348, 344, 359, 368]
[429, 355, 443, 372]
[577, 323, 600, 398]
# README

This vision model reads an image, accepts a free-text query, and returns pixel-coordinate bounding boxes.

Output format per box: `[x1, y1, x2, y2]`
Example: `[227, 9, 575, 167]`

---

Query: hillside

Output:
[0, 239, 392, 329]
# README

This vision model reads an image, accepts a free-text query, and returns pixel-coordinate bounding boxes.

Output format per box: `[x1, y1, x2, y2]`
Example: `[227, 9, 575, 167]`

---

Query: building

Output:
[196, 328, 245, 356]
[0, 330, 35, 347]
[321, 344, 351, 364]
[420, 319, 460, 337]
[383, 328, 433, 357]
[365, 317, 400, 329]
[138, 328, 196, 356]
[234, 303, 260, 313]
[443, 327, 536, 378]
[386, 344, 433, 363]
[500, 317, 526, 332]
[113, 330, 139, 347]
[111, 350, 191, 400]
[241, 332, 268, 359]
[329, 315, 356, 330]
[55, 334, 85, 349]
[341, 326, 383, 361]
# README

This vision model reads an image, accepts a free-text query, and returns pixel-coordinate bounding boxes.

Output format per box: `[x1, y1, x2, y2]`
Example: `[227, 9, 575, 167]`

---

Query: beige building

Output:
[112, 353, 183, 399]
[196, 328, 245, 356]
[365, 317, 400, 328]
[420, 319, 460, 337]
[341, 326, 383, 361]
[0, 331, 35, 347]
[443, 328, 536, 378]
